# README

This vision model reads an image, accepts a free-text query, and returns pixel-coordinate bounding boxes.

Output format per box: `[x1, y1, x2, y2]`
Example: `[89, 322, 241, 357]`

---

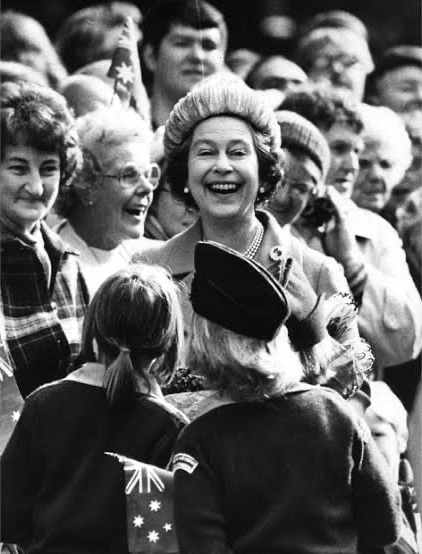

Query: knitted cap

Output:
[274, 110, 330, 180]
[164, 74, 281, 158]
[373, 45, 422, 78]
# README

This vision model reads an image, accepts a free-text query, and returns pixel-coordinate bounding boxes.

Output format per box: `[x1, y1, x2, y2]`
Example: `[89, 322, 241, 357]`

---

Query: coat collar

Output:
[163, 210, 291, 278]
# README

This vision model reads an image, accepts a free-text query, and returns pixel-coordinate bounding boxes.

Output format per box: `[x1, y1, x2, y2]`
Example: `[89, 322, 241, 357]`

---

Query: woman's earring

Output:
[183, 186, 189, 194]
[259, 186, 265, 194]
[88, 199, 94, 207]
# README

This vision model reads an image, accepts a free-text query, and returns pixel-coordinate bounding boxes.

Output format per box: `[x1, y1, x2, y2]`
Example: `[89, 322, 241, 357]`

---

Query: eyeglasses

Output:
[312, 55, 362, 72]
[102, 162, 161, 190]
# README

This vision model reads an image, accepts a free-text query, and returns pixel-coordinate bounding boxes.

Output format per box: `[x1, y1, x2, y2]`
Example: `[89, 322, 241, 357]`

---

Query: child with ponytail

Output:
[1, 264, 188, 553]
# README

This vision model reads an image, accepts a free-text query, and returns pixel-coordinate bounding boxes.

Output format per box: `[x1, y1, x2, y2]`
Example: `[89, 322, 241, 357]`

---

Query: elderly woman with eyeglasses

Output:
[54, 106, 161, 296]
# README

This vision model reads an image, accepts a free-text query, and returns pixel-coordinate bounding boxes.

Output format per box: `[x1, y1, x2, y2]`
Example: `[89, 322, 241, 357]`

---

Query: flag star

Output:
[133, 515, 144, 527]
[148, 530, 159, 543]
[163, 523, 172, 532]
[149, 500, 161, 512]
[12, 410, 20, 422]
[116, 62, 134, 84]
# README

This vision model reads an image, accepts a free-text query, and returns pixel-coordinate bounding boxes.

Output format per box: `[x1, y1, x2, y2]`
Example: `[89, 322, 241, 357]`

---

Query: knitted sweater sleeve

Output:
[172, 428, 234, 554]
[351, 419, 402, 547]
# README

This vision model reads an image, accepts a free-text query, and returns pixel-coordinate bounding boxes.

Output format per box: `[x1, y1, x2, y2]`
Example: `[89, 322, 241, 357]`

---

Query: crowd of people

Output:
[0, 1, 421, 552]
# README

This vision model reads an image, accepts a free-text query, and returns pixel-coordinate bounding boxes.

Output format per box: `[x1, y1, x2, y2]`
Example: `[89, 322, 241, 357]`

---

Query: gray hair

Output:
[360, 103, 412, 185]
[55, 106, 152, 217]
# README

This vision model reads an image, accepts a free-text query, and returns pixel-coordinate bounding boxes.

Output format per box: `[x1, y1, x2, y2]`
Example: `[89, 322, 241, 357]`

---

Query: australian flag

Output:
[107, 16, 150, 122]
[106, 453, 178, 554]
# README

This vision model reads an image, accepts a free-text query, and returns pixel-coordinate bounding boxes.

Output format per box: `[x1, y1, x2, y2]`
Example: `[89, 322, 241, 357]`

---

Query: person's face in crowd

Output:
[269, 150, 320, 226]
[323, 123, 364, 198]
[153, 181, 198, 237]
[396, 187, 422, 236]
[375, 65, 422, 116]
[187, 115, 259, 224]
[249, 57, 307, 95]
[226, 48, 260, 80]
[352, 136, 401, 213]
[0, 143, 60, 233]
[307, 41, 367, 101]
[365, 410, 401, 482]
[144, 23, 225, 100]
[393, 137, 422, 203]
[87, 142, 157, 248]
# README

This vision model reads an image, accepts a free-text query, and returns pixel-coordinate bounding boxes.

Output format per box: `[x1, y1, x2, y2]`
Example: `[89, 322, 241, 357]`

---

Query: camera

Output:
[301, 191, 336, 229]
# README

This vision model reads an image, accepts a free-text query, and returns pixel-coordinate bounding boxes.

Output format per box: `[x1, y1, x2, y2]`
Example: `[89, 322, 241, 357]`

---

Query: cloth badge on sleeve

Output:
[172, 453, 198, 474]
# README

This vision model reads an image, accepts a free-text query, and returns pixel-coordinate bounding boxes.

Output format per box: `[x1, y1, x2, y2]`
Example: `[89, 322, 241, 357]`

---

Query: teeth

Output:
[209, 183, 238, 192]
[126, 207, 145, 215]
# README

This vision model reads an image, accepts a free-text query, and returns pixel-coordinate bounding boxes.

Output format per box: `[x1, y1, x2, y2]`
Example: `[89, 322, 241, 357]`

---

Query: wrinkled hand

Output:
[321, 186, 361, 268]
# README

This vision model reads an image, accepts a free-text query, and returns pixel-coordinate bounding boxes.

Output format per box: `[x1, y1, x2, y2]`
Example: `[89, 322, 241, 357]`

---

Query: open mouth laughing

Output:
[206, 182, 241, 194]
[125, 205, 147, 218]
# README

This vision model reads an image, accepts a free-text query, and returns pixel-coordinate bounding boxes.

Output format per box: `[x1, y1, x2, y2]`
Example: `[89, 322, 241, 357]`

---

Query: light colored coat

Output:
[293, 202, 422, 369]
[133, 210, 352, 335]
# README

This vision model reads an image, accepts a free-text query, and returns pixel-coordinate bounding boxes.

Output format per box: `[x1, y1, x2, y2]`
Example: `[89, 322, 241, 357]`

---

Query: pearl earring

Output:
[88, 200, 94, 206]
[183, 186, 189, 194]
[259, 186, 265, 194]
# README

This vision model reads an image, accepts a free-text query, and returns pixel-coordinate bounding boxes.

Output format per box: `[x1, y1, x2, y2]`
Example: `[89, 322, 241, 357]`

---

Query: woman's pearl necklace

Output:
[203, 220, 264, 260]
[243, 221, 264, 259]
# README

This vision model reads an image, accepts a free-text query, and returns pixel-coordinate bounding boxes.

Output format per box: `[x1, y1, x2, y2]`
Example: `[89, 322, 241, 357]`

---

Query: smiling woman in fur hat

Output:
[133, 76, 356, 389]
[171, 240, 401, 554]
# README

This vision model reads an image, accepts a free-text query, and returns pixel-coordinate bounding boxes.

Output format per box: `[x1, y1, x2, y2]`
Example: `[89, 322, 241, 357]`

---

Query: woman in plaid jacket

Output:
[0, 81, 89, 400]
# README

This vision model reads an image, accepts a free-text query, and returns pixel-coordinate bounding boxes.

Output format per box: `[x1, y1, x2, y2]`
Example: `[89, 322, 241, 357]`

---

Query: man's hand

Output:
[321, 186, 362, 269]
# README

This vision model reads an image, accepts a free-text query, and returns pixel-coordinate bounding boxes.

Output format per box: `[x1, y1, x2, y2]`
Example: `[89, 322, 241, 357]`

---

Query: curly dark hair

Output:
[0, 81, 82, 191]
[280, 84, 363, 134]
[165, 121, 285, 210]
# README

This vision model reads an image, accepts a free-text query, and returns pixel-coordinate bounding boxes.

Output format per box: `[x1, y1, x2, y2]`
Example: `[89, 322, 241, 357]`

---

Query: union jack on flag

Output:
[106, 453, 178, 554]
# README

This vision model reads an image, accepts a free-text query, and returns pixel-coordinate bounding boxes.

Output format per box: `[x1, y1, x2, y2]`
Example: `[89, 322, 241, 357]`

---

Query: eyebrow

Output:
[192, 138, 250, 148]
[6, 156, 28, 163]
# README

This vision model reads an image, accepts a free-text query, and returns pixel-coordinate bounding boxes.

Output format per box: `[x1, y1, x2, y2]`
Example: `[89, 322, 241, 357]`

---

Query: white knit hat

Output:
[164, 74, 281, 158]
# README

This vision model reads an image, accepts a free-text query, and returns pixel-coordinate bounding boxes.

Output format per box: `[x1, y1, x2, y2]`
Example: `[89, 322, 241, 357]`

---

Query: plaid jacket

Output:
[1, 221, 89, 398]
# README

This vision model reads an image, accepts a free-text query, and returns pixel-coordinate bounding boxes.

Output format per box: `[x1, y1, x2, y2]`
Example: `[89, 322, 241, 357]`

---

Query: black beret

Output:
[191, 241, 290, 341]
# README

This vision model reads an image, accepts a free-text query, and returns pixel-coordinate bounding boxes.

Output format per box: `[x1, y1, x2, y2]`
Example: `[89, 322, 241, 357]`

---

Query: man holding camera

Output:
[280, 86, 422, 375]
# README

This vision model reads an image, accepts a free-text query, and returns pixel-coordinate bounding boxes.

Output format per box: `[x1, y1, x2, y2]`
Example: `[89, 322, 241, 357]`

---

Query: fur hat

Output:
[373, 45, 422, 78]
[275, 110, 330, 180]
[164, 74, 281, 158]
[191, 241, 290, 341]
